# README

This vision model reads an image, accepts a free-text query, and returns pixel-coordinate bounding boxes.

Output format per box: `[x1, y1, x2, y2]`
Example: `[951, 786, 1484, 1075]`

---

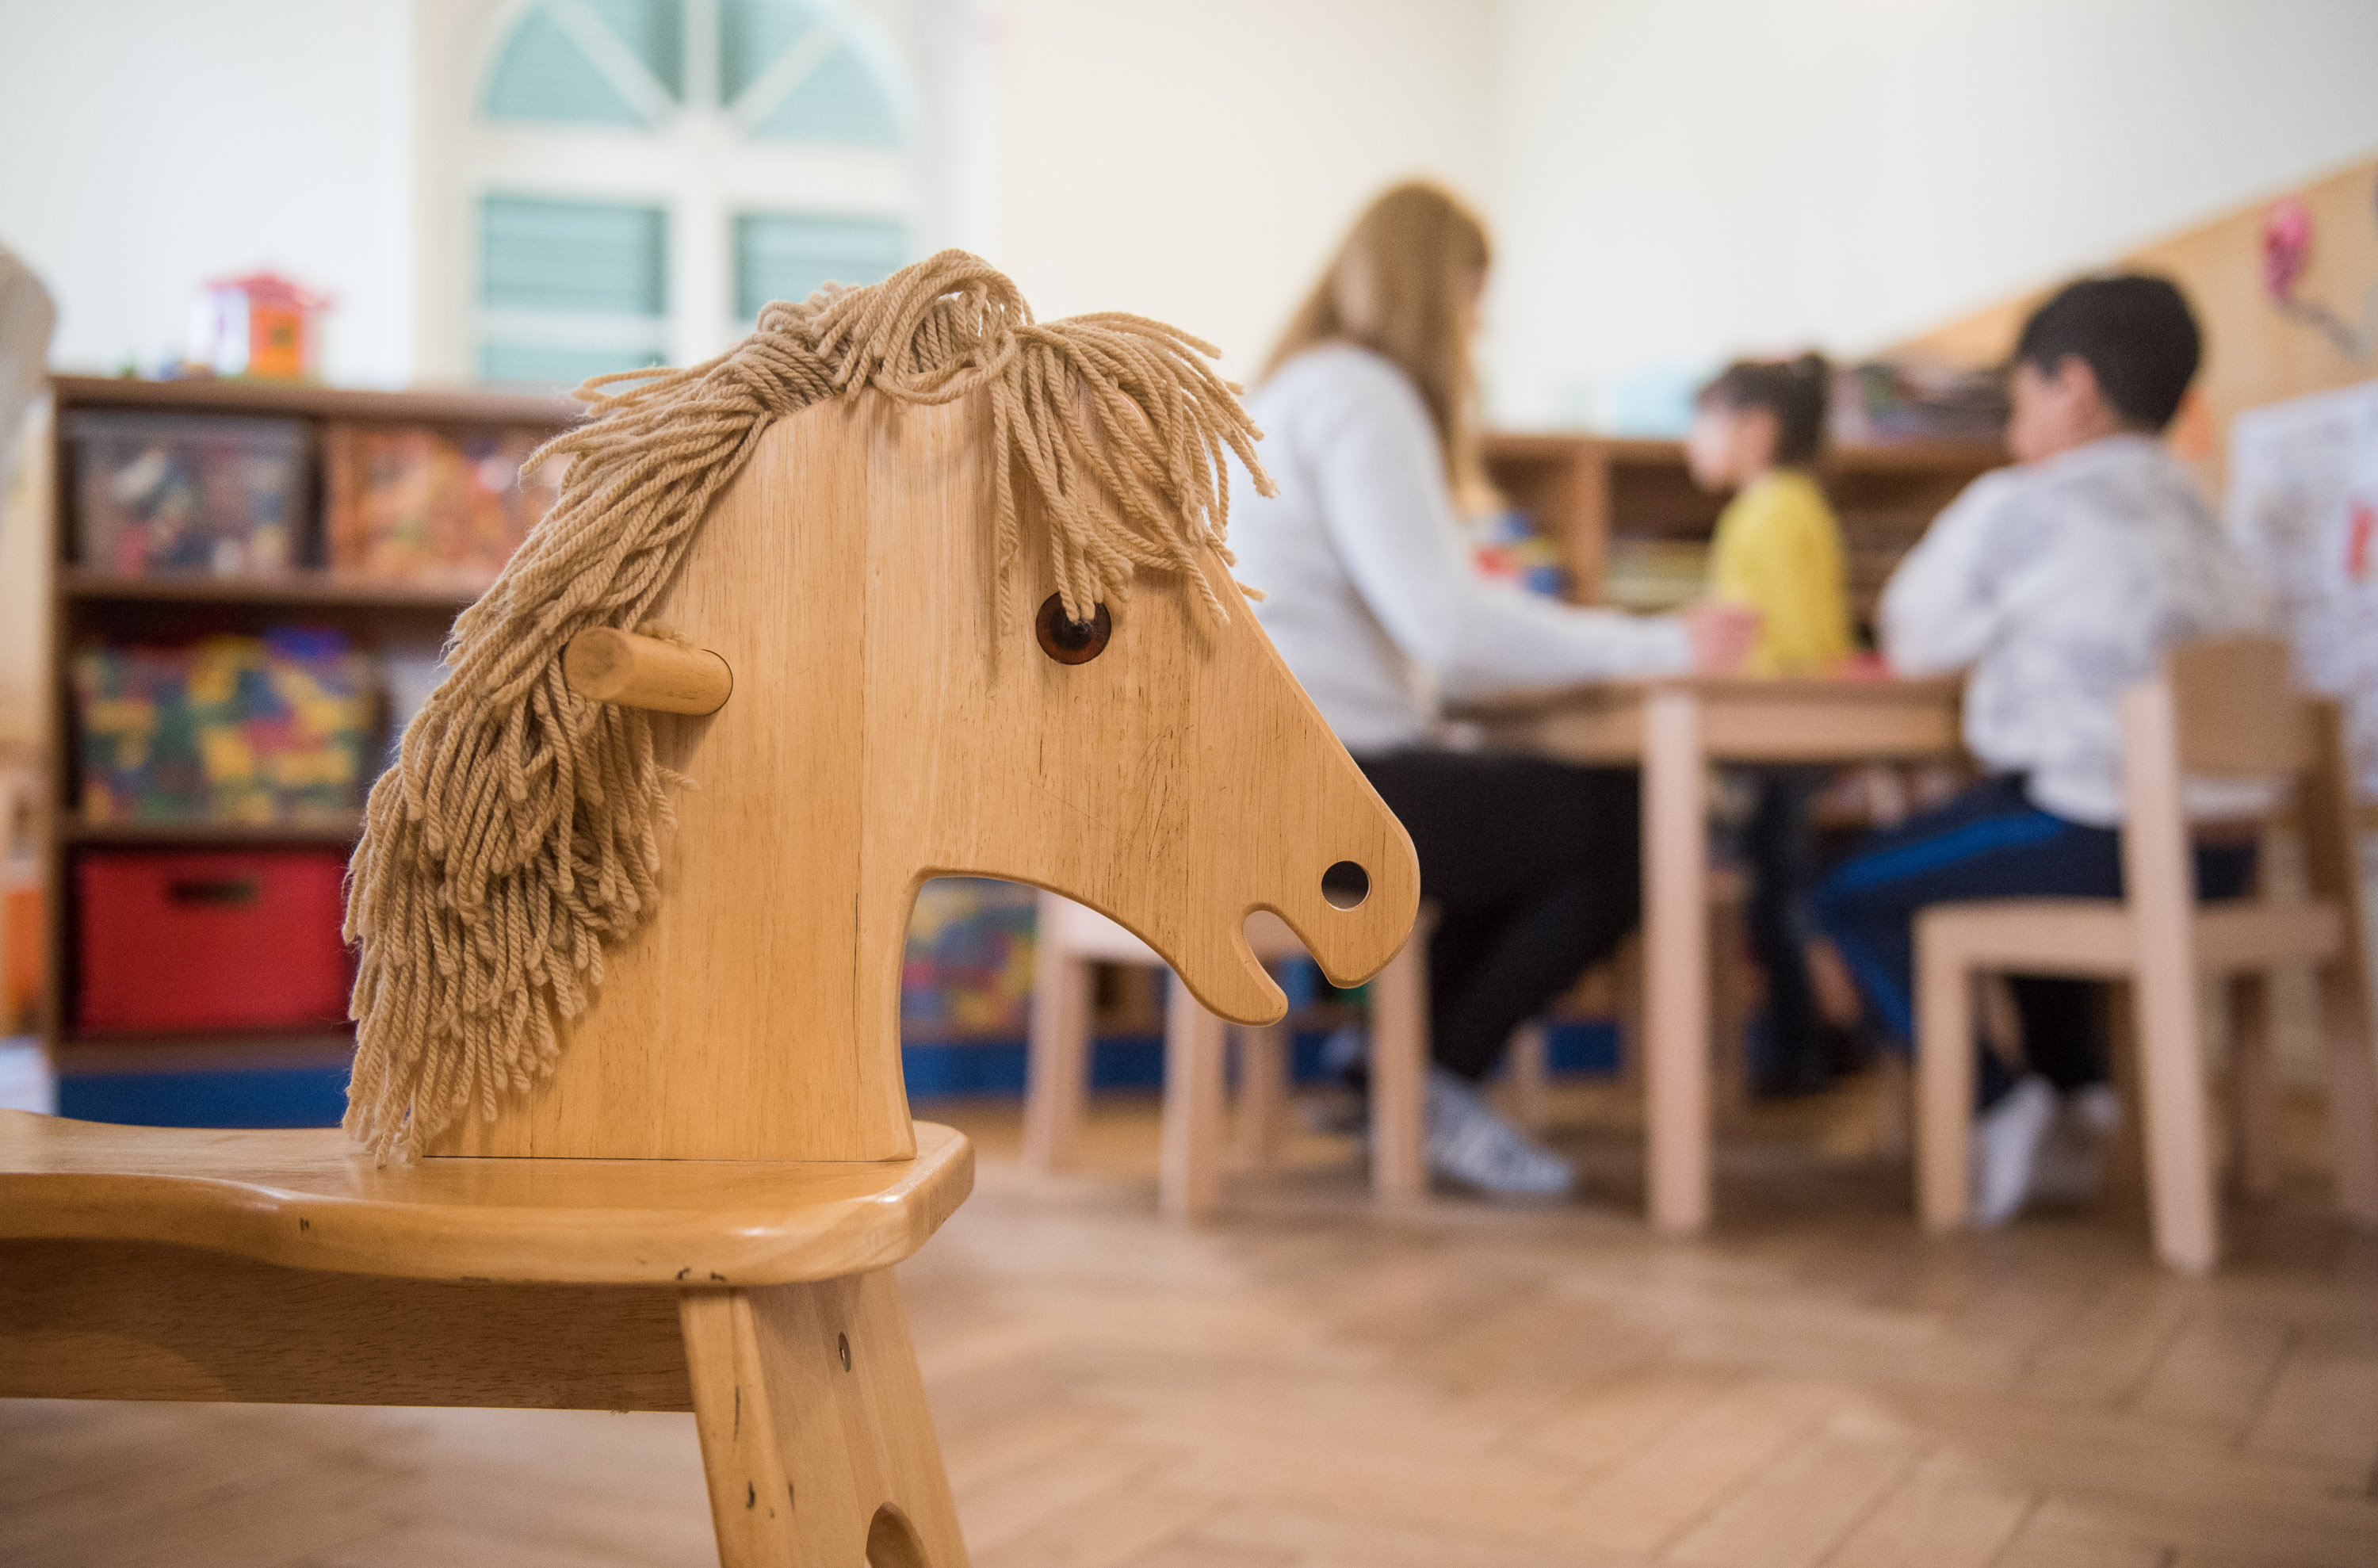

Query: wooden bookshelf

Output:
[60, 569, 482, 611]
[61, 819, 365, 846]
[37, 377, 576, 1106]
[52, 374, 572, 427]
[1481, 434, 2005, 625]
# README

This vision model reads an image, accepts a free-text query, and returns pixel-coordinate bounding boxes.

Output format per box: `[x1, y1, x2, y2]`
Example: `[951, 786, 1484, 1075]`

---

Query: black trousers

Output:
[1355, 750, 1642, 1081]
[1736, 766, 1829, 1092]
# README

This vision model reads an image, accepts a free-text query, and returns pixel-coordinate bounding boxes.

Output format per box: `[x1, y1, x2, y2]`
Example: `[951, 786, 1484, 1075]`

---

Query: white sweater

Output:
[1882, 434, 2277, 827]
[1227, 344, 1693, 753]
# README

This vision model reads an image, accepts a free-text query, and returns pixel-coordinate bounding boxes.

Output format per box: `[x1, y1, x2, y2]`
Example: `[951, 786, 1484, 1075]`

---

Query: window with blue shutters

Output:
[732, 212, 908, 320]
[471, 0, 918, 390]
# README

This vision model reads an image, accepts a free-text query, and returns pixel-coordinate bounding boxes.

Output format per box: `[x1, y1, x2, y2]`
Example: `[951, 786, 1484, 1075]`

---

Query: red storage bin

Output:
[77, 849, 354, 1034]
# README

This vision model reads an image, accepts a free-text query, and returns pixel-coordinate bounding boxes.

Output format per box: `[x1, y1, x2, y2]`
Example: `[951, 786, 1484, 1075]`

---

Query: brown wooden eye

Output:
[1035, 594, 1111, 665]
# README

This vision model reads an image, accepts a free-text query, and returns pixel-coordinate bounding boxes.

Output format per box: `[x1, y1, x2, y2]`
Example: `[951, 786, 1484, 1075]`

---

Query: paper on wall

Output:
[2230, 379, 2378, 800]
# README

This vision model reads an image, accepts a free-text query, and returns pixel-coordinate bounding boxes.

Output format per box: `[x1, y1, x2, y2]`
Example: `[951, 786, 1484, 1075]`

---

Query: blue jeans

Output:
[1810, 776, 2256, 1109]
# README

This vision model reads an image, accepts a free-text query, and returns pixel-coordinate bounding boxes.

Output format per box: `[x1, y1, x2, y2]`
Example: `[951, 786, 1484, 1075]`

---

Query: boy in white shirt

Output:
[1812, 275, 2274, 1226]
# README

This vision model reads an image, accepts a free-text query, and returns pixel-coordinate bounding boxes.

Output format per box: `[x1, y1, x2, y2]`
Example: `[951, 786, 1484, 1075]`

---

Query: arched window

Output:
[468, 0, 918, 388]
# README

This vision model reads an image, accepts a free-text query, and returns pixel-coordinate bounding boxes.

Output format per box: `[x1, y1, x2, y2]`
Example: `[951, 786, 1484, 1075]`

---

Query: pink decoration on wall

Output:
[2263, 198, 2313, 303]
[2260, 194, 2374, 361]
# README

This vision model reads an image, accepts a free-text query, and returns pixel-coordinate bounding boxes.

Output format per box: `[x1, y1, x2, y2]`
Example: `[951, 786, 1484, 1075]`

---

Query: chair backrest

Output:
[2166, 637, 2315, 779]
[2121, 637, 2368, 999]
[2124, 639, 2299, 885]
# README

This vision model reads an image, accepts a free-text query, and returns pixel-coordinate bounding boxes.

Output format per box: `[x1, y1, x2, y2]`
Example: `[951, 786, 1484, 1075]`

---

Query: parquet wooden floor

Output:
[6, 1078, 2376, 1566]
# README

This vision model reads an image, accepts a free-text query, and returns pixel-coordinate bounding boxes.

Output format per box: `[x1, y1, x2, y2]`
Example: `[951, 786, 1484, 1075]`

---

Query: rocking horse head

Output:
[343, 253, 1420, 1163]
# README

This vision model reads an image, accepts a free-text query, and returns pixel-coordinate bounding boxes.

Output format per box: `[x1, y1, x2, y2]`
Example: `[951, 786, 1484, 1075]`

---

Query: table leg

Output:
[1643, 689, 1710, 1233]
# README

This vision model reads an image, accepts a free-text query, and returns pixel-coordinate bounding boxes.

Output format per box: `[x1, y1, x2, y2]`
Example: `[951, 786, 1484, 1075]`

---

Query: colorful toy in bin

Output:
[68, 412, 307, 576]
[326, 424, 564, 587]
[74, 629, 378, 826]
[187, 272, 331, 381]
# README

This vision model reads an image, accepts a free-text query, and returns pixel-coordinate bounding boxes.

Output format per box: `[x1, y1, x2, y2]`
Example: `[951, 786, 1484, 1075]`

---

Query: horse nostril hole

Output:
[1035, 594, 1112, 665]
[1321, 860, 1370, 910]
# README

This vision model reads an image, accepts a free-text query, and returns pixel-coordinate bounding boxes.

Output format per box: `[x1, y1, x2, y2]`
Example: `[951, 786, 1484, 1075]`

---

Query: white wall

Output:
[984, 0, 1497, 376]
[1485, 0, 2378, 428]
[8, 1, 2378, 413]
[0, 0, 415, 386]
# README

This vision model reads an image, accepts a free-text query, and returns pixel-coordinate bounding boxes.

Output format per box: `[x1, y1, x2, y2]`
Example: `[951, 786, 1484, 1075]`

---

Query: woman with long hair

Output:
[1231, 182, 1756, 1199]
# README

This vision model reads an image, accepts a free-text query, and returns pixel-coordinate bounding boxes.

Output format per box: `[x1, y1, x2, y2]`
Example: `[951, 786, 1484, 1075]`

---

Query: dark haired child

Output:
[1688, 354, 1853, 679]
[1686, 354, 1856, 1095]
[1812, 274, 2276, 1224]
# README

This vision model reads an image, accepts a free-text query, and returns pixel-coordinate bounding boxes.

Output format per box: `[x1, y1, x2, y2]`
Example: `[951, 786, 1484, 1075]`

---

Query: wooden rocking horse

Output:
[0, 255, 1420, 1566]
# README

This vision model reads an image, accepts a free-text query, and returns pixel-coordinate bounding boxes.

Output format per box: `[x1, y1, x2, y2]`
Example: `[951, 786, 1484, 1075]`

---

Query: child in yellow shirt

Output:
[1687, 354, 1855, 1094]
[1688, 353, 1854, 675]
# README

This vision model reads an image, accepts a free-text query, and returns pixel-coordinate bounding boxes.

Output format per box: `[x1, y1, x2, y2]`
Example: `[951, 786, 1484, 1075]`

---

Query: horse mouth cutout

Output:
[1035, 594, 1112, 664]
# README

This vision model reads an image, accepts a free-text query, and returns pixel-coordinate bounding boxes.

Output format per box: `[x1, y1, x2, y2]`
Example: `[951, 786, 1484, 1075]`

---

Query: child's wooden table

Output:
[1459, 675, 1966, 1233]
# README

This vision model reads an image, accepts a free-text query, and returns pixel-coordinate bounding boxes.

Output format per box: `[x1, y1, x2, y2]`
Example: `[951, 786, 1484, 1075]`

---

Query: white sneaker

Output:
[1425, 1067, 1576, 1199]
[2031, 1083, 2122, 1203]
[1971, 1076, 2055, 1227]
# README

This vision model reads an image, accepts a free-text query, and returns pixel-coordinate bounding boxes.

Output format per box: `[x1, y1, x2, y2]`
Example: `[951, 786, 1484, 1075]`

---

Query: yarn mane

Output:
[342, 250, 1272, 1161]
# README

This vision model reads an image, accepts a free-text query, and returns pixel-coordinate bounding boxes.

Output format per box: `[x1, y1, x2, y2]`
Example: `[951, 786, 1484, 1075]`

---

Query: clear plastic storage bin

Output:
[69, 412, 310, 576]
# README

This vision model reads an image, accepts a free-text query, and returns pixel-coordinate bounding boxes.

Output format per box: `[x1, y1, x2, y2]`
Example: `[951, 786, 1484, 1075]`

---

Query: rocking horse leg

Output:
[680, 1272, 969, 1568]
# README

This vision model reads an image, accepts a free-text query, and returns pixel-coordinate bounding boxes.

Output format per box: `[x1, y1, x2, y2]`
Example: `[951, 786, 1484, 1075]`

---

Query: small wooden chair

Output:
[1024, 893, 1427, 1217]
[0, 318, 1420, 1562]
[1915, 637, 2377, 1273]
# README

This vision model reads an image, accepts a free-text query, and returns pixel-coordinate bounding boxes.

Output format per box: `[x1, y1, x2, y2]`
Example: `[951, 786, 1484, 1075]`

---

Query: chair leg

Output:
[1914, 920, 1975, 1231]
[1160, 979, 1228, 1221]
[2134, 935, 2219, 1275]
[2319, 956, 2378, 1229]
[1233, 1021, 1291, 1171]
[1505, 1022, 1550, 1133]
[2297, 695, 2378, 1228]
[2120, 679, 2220, 1272]
[1871, 1048, 1912, 1162]
[1708, 897, 1753, 1130]
[2101, 982, 2149, 1199]
[1614, 934, 1646, 1099]
[2228, 971, 2281, 1199]
[681, 1272, 969, 1568]
[1370, 935, 1428, 1201]
[1023, 947, 1093, 1173]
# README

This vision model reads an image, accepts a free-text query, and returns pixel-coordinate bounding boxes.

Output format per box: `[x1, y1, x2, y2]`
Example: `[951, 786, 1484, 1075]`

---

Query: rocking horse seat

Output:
[1, 1105, 976, 1452]
[0, 1109, 973, 1286]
